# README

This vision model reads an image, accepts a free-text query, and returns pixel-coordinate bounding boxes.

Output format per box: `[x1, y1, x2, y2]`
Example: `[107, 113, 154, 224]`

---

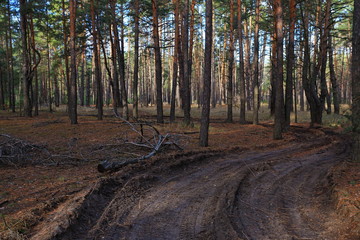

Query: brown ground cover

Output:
[0, 105, 358, 239]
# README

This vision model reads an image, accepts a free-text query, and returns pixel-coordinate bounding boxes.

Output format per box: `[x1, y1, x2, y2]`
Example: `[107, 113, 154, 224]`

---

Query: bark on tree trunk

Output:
[244, 16, 252, 111]
[200, 0, 212, 147]
[237, 0, 246, 123]
[20, 0, 32, 117]
[227, 0, 235, 123]
[62, 0, 70, 111]
[252, 0, 260, 125]
[0, 69, 4, 110]
[328, 32, 340, 114]
[182, 0, 191, 126]
[170, 0, 180, 122]
[6, 0, 15, 112]
[69, 0, 77, 124]
[133, 0, 140, 119]
[284, 0, 296, 129]
[29, 15, 39, 116]
[352, 0, 360, 162]
[152, 0, 164, 123]
[80, 47, 85, 107]
[91, 0, 102, 120]
[273, 0, 284, 140]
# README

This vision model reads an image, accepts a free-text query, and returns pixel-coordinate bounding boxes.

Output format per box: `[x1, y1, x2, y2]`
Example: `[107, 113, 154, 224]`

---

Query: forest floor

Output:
[0, 105, 359, 240]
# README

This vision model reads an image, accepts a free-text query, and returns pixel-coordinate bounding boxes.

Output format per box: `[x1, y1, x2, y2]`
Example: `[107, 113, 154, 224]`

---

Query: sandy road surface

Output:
[34, 128, 349, 240]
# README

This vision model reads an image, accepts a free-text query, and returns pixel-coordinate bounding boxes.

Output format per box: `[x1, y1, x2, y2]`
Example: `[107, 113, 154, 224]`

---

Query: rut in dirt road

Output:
[51, 129, 349, 240]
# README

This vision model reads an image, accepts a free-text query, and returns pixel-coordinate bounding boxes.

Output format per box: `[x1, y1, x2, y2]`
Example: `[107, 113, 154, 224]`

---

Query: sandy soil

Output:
[32, 127, 355, 240]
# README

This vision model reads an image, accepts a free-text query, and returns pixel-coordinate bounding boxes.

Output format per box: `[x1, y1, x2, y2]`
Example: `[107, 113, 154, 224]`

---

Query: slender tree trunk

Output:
[119, 3, 129, 118]
[6, 0, 15, 112]
[273, 0, 284, 139]
[352, 0, 360, 162]
[237, 0, 245, 123]
[62, 0, 70, 110]
[200, 0, 212, 147]
[211, 9, 216, 108]
[109, 0, 121, 114]
[182, 0, 191, 125]
[170, 0, 180, 122]
[285, 0, 296, 129]
[91, 0, 102, 120]
[29, 15, 39, 116]
[69, 0, 77, 124]
[152, 0, 164, 123]
[328, 32, 340, 114]
[252, 0, 260, 125]
[270, 33, 276, 115]
[20, 0, 32, 117]
[80, 46, 85, 106]
[299, 40, 305, 111]
[244, 16, 252, 111]
[321, 0, 332, 116]
[133, 0, 140, 119]
[0, 68, 4, 110]
[227, 0, 235, 123]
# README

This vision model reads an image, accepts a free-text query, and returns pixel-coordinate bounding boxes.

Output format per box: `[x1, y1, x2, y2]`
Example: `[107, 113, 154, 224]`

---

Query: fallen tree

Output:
[97, 114, 183, 173]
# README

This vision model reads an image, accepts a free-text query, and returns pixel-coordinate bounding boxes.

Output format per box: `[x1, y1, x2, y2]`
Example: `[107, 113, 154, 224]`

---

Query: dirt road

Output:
[33, 127, 350, 240]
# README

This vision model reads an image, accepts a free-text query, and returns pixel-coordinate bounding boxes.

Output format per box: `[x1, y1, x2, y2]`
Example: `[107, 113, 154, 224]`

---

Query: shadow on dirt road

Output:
[32, 127, 351, 240]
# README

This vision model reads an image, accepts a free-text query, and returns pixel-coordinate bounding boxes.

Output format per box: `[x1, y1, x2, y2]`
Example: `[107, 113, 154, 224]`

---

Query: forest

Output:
[0, 0, 360, 239]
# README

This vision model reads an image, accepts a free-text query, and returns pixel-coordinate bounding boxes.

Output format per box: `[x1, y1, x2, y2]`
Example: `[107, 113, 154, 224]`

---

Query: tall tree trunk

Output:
[285, 0, 296, 129]
[20, 0, 32, 117]
[119, 3, 129, 119]
[109, 0, 121, 114]
[170, 0, 180, 122]
[273, 0, 284, 139]
[237, 0, 246, 123]
[301, 0, 322, 125]
[91, 0, 102, 120]
[62, 0, 70, 110]
[0, 68, 4, 110]
[80, 46, 85, 107]
[133, 0, 140, 119]
[182, 0, 191, 125]
[352, 0, 360, 162]
[211, 9, 216, 108]
[328, 31, 340, 114]
[252, 0, 260, 125]
[152, 0, 164, 123]
[227, 0, 235, 123]
[45, 8, 53, 114]
[6, 0, 15, 112]
[244, 16, 252, 111]
[29, 15, 39, 116]
[320, 0, 332, 116]
[86, 69, 91, 106]
[270, 33, 276, 115]
[200, 0, 212, 147]
[69, 0, 77, 124]
[299, 40, 305, 111]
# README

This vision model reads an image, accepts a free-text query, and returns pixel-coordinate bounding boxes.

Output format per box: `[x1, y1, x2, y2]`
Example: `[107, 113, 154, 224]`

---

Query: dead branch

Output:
[0, 134, 49, 166]
[97, 114, 184, 173]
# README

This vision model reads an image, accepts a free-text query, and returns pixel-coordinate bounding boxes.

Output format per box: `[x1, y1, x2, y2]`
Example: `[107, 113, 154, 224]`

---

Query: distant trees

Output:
[0, 0, 356, 144]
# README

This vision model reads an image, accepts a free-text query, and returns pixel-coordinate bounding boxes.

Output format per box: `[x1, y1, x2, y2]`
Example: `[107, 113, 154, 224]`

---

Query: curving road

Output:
[53, 128, 349, 240]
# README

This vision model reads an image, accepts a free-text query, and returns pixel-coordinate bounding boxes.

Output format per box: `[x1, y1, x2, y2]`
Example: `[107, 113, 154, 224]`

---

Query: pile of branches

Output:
[97, 115, 184, 173]
[0, 134, 50, 166]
